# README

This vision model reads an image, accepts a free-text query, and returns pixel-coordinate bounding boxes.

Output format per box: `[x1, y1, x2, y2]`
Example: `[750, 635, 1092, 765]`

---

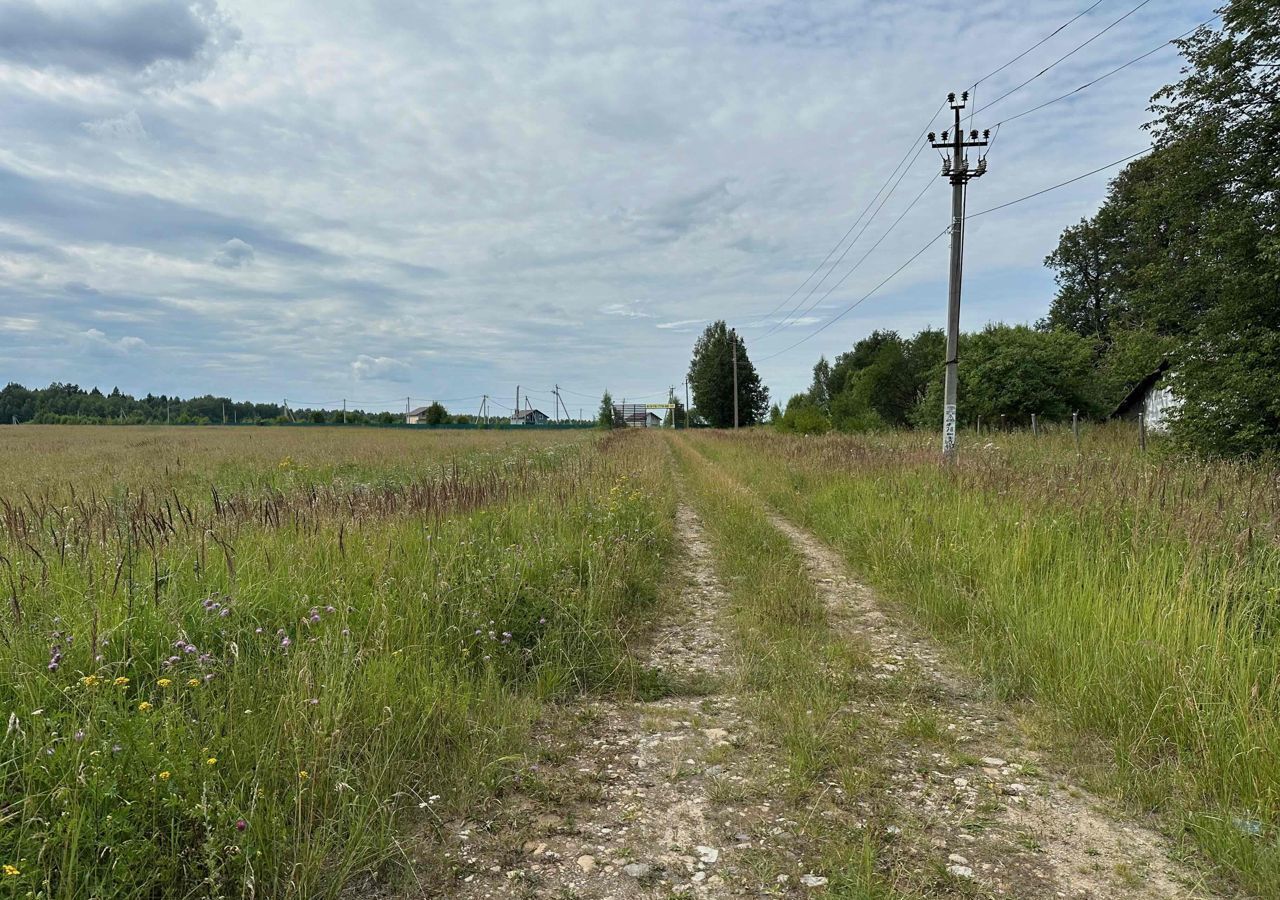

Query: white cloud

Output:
[212, 237, 254, 268]
[80, 327, 145, 356]
[82, 109, 147, 141]
[350, 354, 411, 382]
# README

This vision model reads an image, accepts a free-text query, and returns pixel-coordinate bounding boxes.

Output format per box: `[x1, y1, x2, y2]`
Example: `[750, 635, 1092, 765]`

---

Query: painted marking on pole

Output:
[943, 403, 957, 451]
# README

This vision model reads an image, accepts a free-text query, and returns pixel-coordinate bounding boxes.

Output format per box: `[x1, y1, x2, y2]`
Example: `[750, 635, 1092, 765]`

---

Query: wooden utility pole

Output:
[929, 92, 989, 463]
[731, 327, 739, 430]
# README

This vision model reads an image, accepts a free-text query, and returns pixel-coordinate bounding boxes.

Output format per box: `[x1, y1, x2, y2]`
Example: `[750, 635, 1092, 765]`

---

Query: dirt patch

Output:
[765, 511, 1222, 900]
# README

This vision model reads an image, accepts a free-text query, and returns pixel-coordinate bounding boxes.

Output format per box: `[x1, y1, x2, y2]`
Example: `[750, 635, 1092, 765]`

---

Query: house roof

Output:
[407, 406, 430, 416]
[512, 408, 547, 418]
[1110, 359, 1172, 419]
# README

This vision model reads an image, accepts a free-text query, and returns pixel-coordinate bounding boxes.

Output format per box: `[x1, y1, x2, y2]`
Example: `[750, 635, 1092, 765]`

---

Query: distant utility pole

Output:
[929, 91, 989, 463]
[342, 399, 347, 424]
[684, 379, 690, 430]
[731, 327, 739, 430]
[222, 401, 226, 425]
[166, 400, 170, 425]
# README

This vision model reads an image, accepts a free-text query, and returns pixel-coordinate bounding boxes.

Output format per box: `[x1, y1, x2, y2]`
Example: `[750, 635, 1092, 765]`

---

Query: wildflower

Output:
[186, 678, 200, 688]
[2, 864, 18, 877]
[325, 605, 335, 614]
[219, 608, 230, 618]
[298, 770, 309, 780]
[206, 757, 217, 766]
[47, 662, 59, 672]
[254, 627, 263, 634]
[113, 677, 129, 687]
[73, 730, 85, 742]
[158, 771, 171, 781]
[183, 644, 197, 654]
[138, 702, 153, 712]
[157, 679, 172, 688]
[235, 818, 247, 831]
[280, 637, 291, 649]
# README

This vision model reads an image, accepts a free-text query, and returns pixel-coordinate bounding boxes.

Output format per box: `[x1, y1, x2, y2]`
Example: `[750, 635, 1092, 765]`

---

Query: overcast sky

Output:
[0, 0, 1214, 414]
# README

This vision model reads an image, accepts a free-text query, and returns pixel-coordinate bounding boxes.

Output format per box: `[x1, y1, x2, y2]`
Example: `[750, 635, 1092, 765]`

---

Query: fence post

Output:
[1139, 411, 1147, 452]
[1072, 411, 1080, 453]
[976, 415, 981, 436]
[1031, 413, 1038, 438]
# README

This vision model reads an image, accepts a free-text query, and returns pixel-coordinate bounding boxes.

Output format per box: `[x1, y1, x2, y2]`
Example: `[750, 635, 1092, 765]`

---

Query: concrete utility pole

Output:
[684, 378, 690, 430]
[929, 92, 989, 463]
[342, 399, 347, 424]
[731, 327, 739, 430]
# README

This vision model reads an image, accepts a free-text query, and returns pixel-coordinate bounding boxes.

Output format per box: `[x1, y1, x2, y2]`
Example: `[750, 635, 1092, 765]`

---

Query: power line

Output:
[757, 228, 951, 362]
[975, 0, 1159, 117]
[761, 141, 933, 338]
[970, 0, 1107, 88]
[989, 15, 1220, 128]
[760, 148, 1152, 364]
[760, 172, 936, 341]
[967, 148, 1150, 219]
[752, 1, 1141, 329]
[753, 103, 945, 330]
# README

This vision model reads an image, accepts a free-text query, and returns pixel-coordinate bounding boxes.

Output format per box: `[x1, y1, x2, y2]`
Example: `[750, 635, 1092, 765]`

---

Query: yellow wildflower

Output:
[138, 701, 153, 712]
[298, 770, 309, 780]
[158, 771, 171, 781]
[157, 678, 172, 688]
[206, 757, 217, 766]
[81, 675, 99, 688]
[113, 677, 129, 687]
[2, 864, 18, 877]
[187, 678, 200, 688]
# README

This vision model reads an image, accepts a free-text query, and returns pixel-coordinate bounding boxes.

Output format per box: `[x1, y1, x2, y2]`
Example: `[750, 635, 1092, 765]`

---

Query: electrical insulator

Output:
[976, 158, 988, 176]
[941, 155, 952, 176]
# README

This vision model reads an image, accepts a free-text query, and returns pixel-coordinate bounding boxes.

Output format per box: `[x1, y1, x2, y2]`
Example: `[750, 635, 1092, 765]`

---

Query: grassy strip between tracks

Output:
[671, 435, 908, 900]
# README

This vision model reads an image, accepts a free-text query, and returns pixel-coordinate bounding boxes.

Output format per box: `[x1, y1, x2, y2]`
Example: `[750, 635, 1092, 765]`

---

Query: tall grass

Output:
[0, 426, 672, 897]
[689, 426, 1280, 894]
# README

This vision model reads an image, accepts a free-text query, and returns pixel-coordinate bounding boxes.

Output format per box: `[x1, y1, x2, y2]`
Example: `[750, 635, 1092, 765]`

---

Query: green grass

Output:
[687, 426, 1280, 896]
[670, 436, 902, 899]
[0, 427, 673, 898]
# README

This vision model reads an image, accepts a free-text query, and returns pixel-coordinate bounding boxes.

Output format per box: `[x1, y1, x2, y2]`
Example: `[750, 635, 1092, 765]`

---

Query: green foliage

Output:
[597, 391, 614, 429]
[960, 325, 1101, 424]
[423, 401, 449, 425]
[1044, 1, 1280, 456]
[776, 394, 831, 435]
[687, 321, 769, 427]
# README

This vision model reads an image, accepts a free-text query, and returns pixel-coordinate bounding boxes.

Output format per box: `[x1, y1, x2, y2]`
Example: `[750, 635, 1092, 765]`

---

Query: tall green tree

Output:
[597, 391, 615, 429]
[687, 321, 769, 427]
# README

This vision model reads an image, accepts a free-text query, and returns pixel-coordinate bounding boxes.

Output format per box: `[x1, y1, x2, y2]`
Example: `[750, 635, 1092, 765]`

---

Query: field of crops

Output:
[0, 426, 672, 898]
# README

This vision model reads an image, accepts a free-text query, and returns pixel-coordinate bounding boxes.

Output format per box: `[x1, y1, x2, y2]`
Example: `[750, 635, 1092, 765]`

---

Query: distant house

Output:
[510, 408, 550, 425]
[623, 410, 662, 428]
[1111, 360, 1178, 433]
[405, 406, 431, 425]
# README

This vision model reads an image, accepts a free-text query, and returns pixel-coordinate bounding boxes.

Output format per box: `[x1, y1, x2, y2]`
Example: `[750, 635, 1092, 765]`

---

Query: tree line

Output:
[0, 383, 483, 426]
[782, 2, 1279, 457]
